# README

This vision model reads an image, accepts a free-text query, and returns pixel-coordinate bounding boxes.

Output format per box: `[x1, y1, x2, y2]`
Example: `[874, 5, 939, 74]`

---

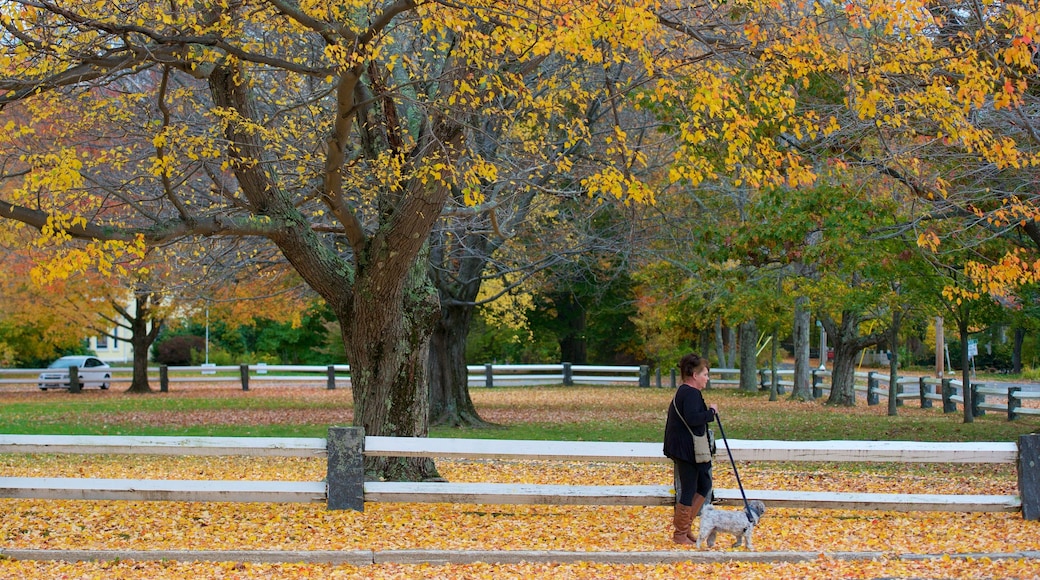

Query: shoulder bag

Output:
[672, 396, 715, 463]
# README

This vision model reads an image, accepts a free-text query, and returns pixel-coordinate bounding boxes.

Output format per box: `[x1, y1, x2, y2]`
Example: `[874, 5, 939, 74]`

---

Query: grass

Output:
[1, 383, 1037, 443]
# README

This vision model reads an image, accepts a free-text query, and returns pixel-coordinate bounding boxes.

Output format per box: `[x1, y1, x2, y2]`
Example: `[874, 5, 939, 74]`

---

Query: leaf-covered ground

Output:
[1, 385, 1038, 578]
[0, 455, 1036, 578]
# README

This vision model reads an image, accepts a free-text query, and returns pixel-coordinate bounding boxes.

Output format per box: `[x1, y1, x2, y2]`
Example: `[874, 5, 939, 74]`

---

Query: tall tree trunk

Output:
[738, 319, 758, 392]
[121, 292, 163, 394]
[344, 252, 442, 481]
[428, 302, 490, 427]
[559, 293, 587, 363]
[824, 310, 887, 407]
[1013, 327, 1025, 374]
[827, 340, 859, 406]
[769, 330, 779, 401]
[958, 314, 974, 424]
[887, 310, 903, 417]
[714, 317, 726, 367]
[790, 297, 813, 400]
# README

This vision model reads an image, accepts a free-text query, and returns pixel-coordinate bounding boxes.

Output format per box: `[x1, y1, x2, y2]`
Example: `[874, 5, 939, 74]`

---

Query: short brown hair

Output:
[679, 353, 708, 379]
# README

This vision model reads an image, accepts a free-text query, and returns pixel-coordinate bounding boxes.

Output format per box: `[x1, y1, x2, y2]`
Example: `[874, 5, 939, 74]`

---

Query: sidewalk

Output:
[2, 549, 1038, 565]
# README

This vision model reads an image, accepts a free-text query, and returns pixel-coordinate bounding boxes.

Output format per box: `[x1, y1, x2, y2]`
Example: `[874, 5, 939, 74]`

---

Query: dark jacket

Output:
[663, 384, 715, 463]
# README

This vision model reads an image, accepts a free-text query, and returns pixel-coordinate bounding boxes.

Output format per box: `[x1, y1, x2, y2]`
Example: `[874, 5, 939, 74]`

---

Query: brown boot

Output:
[672, 503, 696, 545]
[687, 493, 707, 542]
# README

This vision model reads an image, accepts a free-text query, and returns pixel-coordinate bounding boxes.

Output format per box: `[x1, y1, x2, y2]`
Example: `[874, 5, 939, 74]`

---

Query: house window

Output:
[97, 336, 108, 349]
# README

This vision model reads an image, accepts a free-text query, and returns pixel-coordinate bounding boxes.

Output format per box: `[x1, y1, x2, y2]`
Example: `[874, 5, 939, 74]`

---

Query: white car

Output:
[38, 355, 111, 390]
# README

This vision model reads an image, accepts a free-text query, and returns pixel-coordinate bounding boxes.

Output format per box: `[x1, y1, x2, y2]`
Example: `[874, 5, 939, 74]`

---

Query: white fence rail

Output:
[0, 431, 1034, 517]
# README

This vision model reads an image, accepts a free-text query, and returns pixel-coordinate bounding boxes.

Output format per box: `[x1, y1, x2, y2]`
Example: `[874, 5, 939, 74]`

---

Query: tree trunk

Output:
[738, 319, 758, 392]
[344, 252, 442, 481]
[558, 293, 587, 364]
[824, 310, 886, 407]
[887, 310, 902, 417]
[827, 341, 859, 406]
[714, 317, 726, 367]
[958, 315, 974, 424]
[1013, 326, 1025, 374]
[428, 301, 491, 427]
[123, 292, 163, 394]
[769, 330, 779, 401]
[790, 297, 813, 400]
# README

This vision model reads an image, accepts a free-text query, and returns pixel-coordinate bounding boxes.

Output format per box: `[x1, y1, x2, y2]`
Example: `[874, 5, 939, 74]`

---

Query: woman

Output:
[663, 353, 718, 545]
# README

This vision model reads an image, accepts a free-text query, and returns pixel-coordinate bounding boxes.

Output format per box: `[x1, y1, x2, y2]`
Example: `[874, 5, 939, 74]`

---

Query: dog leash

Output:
[714, 411, 755, 523]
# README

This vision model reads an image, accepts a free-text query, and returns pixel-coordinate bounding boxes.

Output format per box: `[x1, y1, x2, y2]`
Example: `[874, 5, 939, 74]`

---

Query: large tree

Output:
[0, 0, 688, 480]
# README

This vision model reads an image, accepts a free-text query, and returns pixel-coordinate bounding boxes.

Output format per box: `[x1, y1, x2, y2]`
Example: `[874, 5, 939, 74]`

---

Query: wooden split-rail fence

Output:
[0, 430, 1035, 519]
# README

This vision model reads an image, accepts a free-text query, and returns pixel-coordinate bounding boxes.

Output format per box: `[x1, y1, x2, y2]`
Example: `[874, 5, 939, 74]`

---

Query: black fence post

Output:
[327, 426, 365, 512]
[327, 365, 336, 390]
[895, 380, 904, 407]
[240, 364, 250, 391]
[867, 372, 879, 406]
[69, 366, 81, 393]
[812, 370, 823, 399]
[971, 382, 985, 417]
[656, 367, 662, 388]
[670, 368, 676, 390]
[942, 379, 956, 413]
[638, 365, 650, 388]
[563, 362, 573, 387]
[1010, 386, 1021, 421]
[919, 377, 932, 409]
[160, 365, 169, 393]
[759, 369, 768, 391]
[1019, 434, 1040, 520]
[484, 363, 494, 388]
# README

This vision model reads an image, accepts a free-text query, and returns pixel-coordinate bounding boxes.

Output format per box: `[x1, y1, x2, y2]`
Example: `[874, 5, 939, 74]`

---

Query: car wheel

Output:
[39, 387, 47, 391]
[100, 374, 110, 390]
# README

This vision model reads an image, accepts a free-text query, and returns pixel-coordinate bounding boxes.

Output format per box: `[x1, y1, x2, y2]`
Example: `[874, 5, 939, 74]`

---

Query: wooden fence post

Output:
[812, 370, 823, 399]
[759, 369, 768, 391]
[895, 381, 904, 407]
[919, 377, 931, 409]
[240, 364, 250, 391]
[656, 367, 662, 388]
[639, 365, 650, 388]
[563, 363, 573, 387]
[942, 379, 956, 413]
[326, 366, 336, 390]
[867, 372, 879, 406]
[326, 426, 365, 512]
[1010, 386, 1021, 421]
[485, 363, 494, 388]
[1019, 434, 1040, 520]
[160, 365, 169, 393]
[69, 366, 81, 394]
[670, 368, 676, 390]
[972, 382, 985, 417]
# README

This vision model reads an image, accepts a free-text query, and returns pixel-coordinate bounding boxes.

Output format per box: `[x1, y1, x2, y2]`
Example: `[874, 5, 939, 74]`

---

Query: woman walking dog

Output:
[663, 353, 717, 545]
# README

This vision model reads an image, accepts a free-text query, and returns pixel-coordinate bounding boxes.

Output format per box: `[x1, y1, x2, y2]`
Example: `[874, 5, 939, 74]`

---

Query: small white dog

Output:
[696, 500, 766, 550]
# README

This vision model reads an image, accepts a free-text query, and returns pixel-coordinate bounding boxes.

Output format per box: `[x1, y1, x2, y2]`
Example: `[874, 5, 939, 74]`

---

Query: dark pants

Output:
[674, 458, 712, 506]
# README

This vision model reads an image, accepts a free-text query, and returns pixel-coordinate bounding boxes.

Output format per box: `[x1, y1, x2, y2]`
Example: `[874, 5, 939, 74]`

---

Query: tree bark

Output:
[428, 301, 491, 427]
[121, 292, 163, 394]
[823, 310, 886, 407]
[887, 310, 902, 417]
[738, 319, 758, 392]
[343, 250, 443, 481]
[714, 317, 726, 368]
[1013, 326, 1025, 374]
[790, 296, 813, 400]
[958, 314, 974, 424]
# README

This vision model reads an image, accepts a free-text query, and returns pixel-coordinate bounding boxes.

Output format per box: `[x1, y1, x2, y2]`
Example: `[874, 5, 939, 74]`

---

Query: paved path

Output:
[2, 549, 1038, 565]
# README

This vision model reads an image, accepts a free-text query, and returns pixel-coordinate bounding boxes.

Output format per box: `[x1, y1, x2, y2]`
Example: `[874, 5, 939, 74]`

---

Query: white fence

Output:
[0, 431, 1033, 517]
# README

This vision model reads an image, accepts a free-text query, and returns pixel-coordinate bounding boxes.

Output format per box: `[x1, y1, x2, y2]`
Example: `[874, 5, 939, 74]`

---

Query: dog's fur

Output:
[696, 500, 766, 550]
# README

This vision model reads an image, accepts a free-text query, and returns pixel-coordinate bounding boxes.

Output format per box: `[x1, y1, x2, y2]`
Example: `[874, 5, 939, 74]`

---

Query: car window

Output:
[49, 359, 74, 368]
[86, 359, 100, 367]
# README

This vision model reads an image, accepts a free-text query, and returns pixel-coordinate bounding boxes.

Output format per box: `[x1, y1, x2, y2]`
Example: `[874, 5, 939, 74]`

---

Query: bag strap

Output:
[672, 394, 698, 439]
